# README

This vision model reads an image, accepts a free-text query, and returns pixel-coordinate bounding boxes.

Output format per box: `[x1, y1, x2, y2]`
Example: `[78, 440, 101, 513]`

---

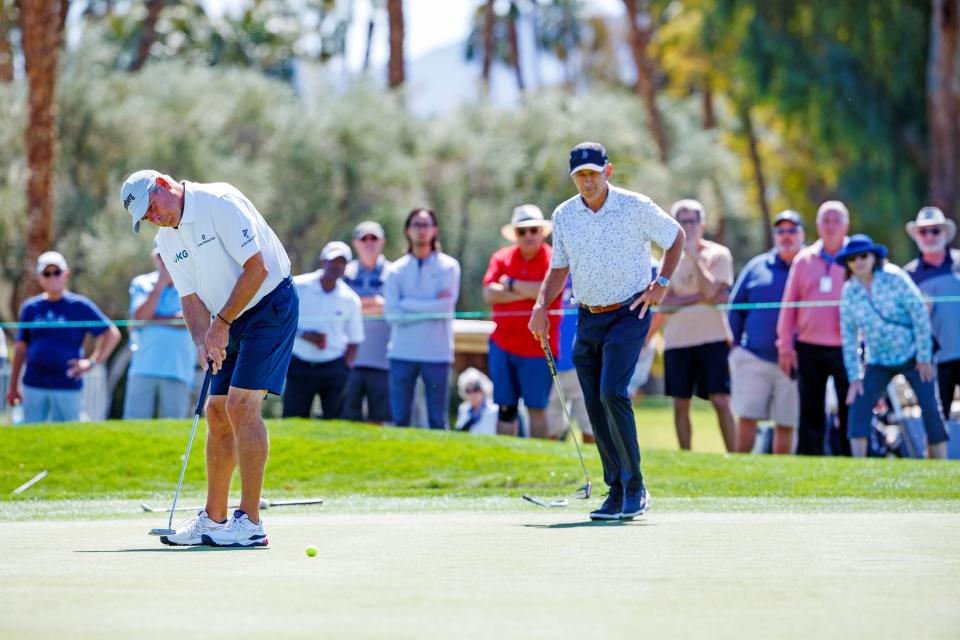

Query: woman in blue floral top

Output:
[838, 234, 948, 459]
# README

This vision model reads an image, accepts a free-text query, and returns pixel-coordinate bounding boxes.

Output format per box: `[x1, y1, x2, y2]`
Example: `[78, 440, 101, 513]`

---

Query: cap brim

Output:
[323, 252, 351, 262]
[570, 163, 607, 176]
[129, 196, 149, 234]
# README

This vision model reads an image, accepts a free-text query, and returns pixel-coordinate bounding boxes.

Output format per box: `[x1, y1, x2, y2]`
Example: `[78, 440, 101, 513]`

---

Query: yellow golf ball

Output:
[305, 545, 318, 557]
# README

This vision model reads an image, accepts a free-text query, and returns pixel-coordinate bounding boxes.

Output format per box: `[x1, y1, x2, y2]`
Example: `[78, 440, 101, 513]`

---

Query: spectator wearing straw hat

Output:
[342, 221, 393, 423]
[903, 206, 960, 421]
[6, 251, 121, 423]
[124, 242, 197, 419]
[838, 234, 948, 459]
[482, 204, 560, 438]
[284, 241, 364, 419]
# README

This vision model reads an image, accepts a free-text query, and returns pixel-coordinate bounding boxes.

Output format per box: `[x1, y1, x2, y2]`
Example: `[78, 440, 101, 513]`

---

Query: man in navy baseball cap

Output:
[569, 142, 609, 175]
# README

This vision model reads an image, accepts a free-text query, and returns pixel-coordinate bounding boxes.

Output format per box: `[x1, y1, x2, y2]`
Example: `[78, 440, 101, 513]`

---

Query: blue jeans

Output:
[849, 359, 949, 445]
[389, 359, 451, 429]
[572, 304, 651, 493]
[21, 385, 82, 423]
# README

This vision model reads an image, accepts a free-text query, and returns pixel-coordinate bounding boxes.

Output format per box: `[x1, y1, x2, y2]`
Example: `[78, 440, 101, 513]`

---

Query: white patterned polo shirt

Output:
[550, 184, 680, 306]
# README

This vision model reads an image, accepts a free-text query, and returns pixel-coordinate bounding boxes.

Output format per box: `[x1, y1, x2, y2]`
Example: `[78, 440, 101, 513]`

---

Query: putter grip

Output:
[194, 363, 214, 417]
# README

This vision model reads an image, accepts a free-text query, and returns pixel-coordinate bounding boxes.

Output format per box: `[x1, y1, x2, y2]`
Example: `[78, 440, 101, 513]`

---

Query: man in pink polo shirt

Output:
[776, 201, 850, 455]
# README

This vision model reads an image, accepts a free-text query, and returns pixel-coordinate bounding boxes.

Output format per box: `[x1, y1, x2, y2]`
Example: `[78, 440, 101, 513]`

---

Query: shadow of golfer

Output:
[74, 546, 269, 553]
[520, 519, 652, 529]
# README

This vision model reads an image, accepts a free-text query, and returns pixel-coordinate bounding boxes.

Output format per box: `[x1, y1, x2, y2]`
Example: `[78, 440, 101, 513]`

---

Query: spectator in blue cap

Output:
[838, 234, 948, 459]
[728, 210, 805, 454]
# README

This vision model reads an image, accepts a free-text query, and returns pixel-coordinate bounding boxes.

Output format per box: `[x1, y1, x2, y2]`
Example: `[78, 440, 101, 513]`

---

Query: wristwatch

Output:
[655, 276, 670, 287]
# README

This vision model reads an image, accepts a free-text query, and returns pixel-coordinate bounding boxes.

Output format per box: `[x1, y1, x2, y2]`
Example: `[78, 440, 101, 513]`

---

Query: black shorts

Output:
[664, 341, 731, 400]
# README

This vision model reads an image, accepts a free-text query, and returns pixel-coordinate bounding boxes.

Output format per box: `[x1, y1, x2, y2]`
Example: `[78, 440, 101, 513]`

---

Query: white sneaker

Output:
[201, 510, 268, 547]
[160, 510, 226, 546]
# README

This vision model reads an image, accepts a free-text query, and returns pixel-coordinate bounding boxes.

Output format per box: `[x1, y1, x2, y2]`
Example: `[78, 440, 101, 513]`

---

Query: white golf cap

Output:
[352, 221, 385, 240]
[36, 251, 68, 274]
[120, 169, 164, 233]
[320, 241, 352, 262]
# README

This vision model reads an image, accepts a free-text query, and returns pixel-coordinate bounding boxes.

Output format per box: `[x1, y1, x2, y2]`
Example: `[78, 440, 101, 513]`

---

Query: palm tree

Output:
[467, 0, 525, 93]
[0, 0, 14, 82]
[18, 0, 62, 303]
[128, 0, 165, 71]
[387, 0, 404, 88]
[927, 0, 959, 219]
[622, 0, 668, 162]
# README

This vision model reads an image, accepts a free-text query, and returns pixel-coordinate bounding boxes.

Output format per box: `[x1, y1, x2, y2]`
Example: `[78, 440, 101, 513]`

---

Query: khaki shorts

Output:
[729, 347, 798, 428]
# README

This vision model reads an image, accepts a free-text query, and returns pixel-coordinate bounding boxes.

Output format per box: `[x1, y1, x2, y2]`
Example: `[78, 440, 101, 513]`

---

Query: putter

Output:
[148, 364, 214, 537]
[522, 336, 592, 505]
[140, 497, 323, 513]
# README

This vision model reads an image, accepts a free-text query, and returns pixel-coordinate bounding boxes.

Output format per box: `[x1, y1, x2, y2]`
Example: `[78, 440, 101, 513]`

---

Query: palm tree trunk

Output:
[739, 102, 773, 249]
[363, 14, 375, 72]
[387, 0, 404, 88]
[18, 0, 61, 304]
[507, 2, 524, 92]
[622, 0, 668, 163]
[481, 0, 494, 90]
[928, 0, 959, 220]
[0, 0, 13, 82]
[128, 0, 164, 72]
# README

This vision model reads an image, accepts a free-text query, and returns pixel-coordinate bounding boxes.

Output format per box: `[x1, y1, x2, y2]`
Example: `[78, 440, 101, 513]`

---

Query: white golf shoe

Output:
[201, 510, 269, 548]
[160, 510, 226, 546]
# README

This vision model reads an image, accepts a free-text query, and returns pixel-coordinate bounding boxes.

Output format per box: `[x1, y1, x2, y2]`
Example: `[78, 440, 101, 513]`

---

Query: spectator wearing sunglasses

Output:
[838, 235, 948, 459]
[482, 205, 560, 438]
[454, 367, 498, 435]
[6, 251, 120, 423]
[903, 207, 960, 422]
[342, 221, 392, 423]
[728, 211, 806, 454]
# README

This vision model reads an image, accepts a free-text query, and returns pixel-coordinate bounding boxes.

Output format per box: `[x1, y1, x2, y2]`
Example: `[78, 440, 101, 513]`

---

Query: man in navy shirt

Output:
[728, 211, 805, 454]
[6, 251, 120, 423]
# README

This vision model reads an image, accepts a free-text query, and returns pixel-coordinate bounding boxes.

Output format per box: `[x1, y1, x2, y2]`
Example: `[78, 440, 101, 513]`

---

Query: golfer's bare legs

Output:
[225, 387, 269, 523]
[735, 417, 758, 453]
[772, 426, 795, 455]
[204, 395, 237, 522]
[673, 398, 692, 450]
[709, 393, 736, 452]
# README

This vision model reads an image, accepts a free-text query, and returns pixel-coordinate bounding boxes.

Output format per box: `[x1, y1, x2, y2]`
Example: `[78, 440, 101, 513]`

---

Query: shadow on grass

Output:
[74, 547, 269, 553]
[520, 519, 653, 529]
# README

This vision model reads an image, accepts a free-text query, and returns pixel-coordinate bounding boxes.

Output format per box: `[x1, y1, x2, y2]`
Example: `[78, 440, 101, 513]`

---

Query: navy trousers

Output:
[572, 304, 651, 493]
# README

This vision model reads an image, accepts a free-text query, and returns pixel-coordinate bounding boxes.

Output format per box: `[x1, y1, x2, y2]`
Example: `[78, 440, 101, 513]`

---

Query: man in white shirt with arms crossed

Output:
[120, 170, 298, 548]
[529, 142, 684, 521]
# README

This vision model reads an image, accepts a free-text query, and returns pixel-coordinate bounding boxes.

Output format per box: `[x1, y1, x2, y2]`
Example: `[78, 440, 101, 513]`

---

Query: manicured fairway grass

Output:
[2, 405, 958, 504]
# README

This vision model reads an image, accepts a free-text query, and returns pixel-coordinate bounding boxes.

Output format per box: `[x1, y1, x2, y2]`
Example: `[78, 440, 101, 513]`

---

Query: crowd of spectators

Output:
[3, 192, 958, 459]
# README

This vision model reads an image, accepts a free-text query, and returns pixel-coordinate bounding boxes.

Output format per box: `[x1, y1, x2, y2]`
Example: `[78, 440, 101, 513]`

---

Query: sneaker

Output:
[619, 486, 650, 520]
[201, 510, 269, 547]
[589, 487, 623, 521]
[160, 510, 226, 546]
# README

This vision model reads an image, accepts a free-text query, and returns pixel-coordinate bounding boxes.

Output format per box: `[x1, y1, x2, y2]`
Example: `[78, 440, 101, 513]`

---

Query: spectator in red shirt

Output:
[482, 205, 561, 438]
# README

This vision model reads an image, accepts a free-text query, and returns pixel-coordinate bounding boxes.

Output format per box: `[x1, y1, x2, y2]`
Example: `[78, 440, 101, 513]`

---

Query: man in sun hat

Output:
[119, 169, 298, 547]
[482, 204, 561, 438]
[6, 251, 120, 423]
[529, 141, 685, 520]
[904, 206, 960, 421]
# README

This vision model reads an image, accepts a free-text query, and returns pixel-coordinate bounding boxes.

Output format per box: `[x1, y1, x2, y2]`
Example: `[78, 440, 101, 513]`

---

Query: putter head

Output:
[575, 481, 592, 500]
[148, 528, 176, 537]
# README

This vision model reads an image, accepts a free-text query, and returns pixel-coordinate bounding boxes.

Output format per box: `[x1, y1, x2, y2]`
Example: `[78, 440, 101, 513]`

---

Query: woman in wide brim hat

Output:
[905, 206, 957, 244]
[500, 204, 553, 242]
[837, 233, 949, 459]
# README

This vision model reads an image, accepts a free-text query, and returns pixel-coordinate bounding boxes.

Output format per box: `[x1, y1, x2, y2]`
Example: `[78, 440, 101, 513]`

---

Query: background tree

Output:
[927, 0, 959, 218]
[17, 0, 63, 305]
[0, 0, 15, 83]
[387, 0, 403, 87]
[623, 0, 668, 162]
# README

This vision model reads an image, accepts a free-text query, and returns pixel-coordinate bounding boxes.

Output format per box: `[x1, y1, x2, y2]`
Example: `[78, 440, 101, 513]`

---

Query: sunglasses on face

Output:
[359, 235, 380, 242]
[775, 226, 799, 235]
[677, 217, 701, 226]
[41, 269, 63, 278]
[465, 387, 483, 394]
[919, 227, 942, 237]
[846, 252, 871, 263]
[410, 222, 434, 229]
[516, 227, 541, 237]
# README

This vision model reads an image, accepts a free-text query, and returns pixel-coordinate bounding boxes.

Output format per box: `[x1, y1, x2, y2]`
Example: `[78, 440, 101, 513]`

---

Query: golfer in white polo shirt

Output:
[283, 241, 364, 419]
[120, 170, 299, 548]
